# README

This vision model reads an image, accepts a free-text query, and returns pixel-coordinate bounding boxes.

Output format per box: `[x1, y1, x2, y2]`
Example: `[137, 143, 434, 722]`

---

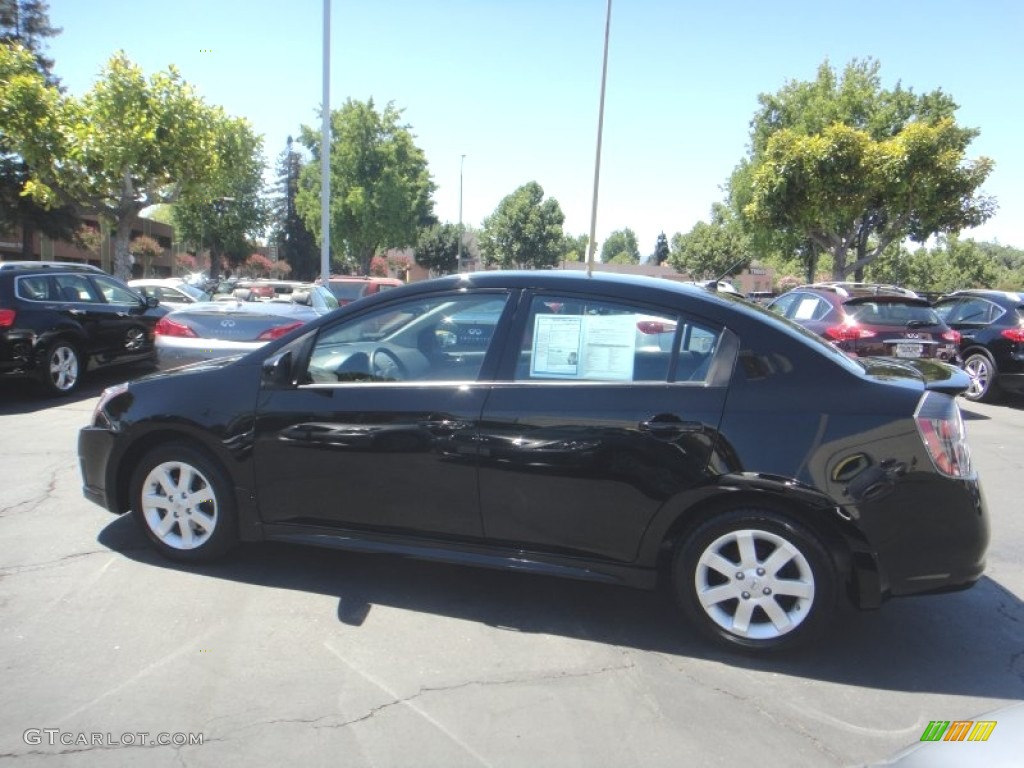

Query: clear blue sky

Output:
[46, 0, 1024, 255]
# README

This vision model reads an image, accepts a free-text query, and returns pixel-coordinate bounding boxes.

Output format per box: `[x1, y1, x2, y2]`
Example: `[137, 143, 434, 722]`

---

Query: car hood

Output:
[859, 357, 970, 396]
[140, 353, 249, 380]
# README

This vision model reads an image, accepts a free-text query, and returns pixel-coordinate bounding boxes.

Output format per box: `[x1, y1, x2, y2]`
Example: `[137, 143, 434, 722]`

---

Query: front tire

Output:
[130, 443, 238, 562]
[672, 509, 837, 652]
[962, 351, 1000, 402]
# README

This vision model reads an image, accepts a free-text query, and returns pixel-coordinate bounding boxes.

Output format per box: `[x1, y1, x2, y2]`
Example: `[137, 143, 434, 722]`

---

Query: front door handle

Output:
[639, 415, 702, 439]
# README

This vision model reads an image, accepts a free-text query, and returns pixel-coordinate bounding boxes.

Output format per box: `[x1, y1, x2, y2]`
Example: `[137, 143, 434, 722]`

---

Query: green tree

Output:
[0, 1, 59, 78]
[732, 58, 995, 281]
[562, 232, 588, 263]
[0, 47, 249, 279]
[172, 118, 268, 272]
[1, 5, 79, 256]
[295, 98, 436, 274]
[479, 181, 565, 269]
[268, 136, 317, 280]
[415, 222, 461, 275]
[668, 203, 750, 279]
[652, 232, 669, 265]
[600, 228, 639, 264]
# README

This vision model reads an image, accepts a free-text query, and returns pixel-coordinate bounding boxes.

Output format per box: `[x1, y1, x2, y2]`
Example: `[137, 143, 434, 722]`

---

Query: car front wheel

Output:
[962, 352, 1000, 402]
[672, 510, 837, 652]
[130, 443, 238, 562]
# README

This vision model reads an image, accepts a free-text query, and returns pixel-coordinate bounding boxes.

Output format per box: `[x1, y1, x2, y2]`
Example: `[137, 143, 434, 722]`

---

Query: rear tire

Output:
[130, 443, 238, 563]
[39, 340, 81, 396]
[672, 509, 837, 653]
[962, 352, 1001, 403]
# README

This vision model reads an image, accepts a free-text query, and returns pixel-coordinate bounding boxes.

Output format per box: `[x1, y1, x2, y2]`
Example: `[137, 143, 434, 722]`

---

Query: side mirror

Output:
[145, 296, 159, 309]
[262, 350, 294, 387]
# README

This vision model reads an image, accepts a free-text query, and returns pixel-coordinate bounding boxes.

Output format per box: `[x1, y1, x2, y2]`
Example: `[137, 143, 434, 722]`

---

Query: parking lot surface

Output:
[1, 371, 1022, 767]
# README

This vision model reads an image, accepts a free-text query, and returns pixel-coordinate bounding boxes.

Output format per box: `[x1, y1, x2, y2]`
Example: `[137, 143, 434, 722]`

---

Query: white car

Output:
[128, 279, 210, 306]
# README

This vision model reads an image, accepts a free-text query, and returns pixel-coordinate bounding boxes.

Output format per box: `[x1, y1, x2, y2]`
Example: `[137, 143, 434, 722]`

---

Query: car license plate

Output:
[895, 343, 923, 358]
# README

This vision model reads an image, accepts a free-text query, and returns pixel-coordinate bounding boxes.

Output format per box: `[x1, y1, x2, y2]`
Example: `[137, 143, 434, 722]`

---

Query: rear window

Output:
[329, 281, 368, 301]
[845, 300, 939, 326]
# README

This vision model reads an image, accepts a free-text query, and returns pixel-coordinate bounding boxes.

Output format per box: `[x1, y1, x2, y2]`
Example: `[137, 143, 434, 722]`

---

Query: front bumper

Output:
[78, 426, 120, 514]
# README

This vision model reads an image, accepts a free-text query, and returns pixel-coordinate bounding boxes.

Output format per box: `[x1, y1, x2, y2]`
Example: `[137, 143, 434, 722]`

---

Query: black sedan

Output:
[79, 271, 988, 653]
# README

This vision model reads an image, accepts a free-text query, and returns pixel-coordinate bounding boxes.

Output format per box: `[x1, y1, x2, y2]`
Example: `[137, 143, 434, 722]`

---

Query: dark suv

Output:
[933, 289, 1024, 402]
[0, 261, 165, 396]
[767, 283, 961, 364]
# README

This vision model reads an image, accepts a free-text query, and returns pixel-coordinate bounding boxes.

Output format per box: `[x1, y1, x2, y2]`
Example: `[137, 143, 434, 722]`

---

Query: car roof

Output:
[0, 261, 104, 274]
[798, 282, 919, 298]
[374, 270, 745, 310]
[939, 288, 1023, 304]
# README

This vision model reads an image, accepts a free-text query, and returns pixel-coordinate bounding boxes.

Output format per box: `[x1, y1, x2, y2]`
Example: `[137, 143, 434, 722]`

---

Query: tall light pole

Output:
[457, 154, 466, 272]
[586, 0, 613, 278]
[320, 0, 331, 286]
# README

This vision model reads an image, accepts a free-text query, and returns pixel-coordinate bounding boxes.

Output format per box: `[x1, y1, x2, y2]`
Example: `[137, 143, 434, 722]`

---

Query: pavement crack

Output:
[0, 463, 64, 518]
[0, 549, 115, 575]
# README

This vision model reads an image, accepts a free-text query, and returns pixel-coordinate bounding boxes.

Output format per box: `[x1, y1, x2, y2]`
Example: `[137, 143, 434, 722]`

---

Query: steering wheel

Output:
[371, 348, 405, 381]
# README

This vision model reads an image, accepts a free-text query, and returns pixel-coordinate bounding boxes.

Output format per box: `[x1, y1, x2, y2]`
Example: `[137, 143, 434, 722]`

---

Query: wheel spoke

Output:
[731, 598, 755, 633]
[143, 492, 172, 511]
[698, 582, 741, 608]
[188, 509, 215, 533]
[178, 519, 195, 547]
[760, 597, 793, 632]
[761, 544, 797, 577]
[735, 530, 758, 568]
[772, 579, 814, 600]
[699, 552, 738, 579]
[156, 512, 177, 536]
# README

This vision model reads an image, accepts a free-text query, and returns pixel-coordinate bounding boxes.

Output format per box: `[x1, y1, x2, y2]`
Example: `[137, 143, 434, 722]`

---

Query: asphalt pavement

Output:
[0, 370, 1021, 767]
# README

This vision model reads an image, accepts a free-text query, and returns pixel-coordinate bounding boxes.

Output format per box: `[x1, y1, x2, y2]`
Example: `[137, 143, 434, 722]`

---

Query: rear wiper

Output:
[906, 320, 935, 328]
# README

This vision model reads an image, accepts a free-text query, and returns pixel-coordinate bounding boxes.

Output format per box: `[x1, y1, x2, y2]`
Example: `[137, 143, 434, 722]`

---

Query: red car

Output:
[326, 276, 404, 306]
[768, 283, 961, 364]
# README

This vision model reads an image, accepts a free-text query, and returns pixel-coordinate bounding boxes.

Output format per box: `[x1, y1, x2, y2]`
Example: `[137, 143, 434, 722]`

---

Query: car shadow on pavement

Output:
[0, 365, 155, 416]
[97, 514, 1024, 701]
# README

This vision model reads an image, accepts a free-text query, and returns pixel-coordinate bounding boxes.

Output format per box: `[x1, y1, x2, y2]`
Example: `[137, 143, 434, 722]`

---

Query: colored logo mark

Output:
[920, 720, 997, 742]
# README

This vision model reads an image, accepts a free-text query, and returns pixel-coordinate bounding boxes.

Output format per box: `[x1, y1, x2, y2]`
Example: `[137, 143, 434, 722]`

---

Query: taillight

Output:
[941, 329, 961, 343]
[914, 392, 971, 478]
[826, 324, 875, 342]
[155, 316, 197, 338]
[257, 321, 304, 341]
[636, 320, 676, 335]
[1001, 328, 1024, 343]
[0, 308, 15, 328]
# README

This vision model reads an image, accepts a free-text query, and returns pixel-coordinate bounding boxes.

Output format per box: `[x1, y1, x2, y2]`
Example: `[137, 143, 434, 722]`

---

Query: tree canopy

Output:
[479, 181, 566, 269]
[415, 222, 462, 275]
[171, 118, 268, 272]
[668, 203, 750, 279]
[731, 58, 996, 281]
[268, 136, 317, 280]
[1, 4, 77, 255]
[600, 228, 640, 264]
[652, 232, 669, 265]
[0, 46, 252, 278]
[295, 98, 436, 275]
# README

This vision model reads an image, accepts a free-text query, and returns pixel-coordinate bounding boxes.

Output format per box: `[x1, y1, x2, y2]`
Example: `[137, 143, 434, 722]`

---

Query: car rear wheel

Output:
[40, 340, 81, 396]
[672, 510, 837, 652]
[130, 443, 238, 562]
[962, 352, 1000, 402]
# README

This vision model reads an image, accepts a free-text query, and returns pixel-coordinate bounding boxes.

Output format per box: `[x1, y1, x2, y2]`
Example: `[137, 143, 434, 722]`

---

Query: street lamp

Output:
[457, 154, 466, 272]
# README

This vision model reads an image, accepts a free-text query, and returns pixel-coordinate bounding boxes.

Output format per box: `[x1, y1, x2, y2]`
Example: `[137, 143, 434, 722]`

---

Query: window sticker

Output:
[530, 313, 636, 380]
[794, 298, 819, 320]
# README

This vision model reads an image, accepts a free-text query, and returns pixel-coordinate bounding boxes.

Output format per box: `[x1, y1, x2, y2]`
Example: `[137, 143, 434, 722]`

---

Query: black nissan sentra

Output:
[78, 271, 988, 653]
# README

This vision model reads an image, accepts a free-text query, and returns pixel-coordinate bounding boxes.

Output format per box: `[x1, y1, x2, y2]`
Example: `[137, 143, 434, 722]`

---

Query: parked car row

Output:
[766, 282, 1024, 403]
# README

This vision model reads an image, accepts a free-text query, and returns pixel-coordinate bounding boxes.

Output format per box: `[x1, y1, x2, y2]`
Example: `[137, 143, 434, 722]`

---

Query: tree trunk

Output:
[111, 226, 134, 280]
[20, 220, 35, 259]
